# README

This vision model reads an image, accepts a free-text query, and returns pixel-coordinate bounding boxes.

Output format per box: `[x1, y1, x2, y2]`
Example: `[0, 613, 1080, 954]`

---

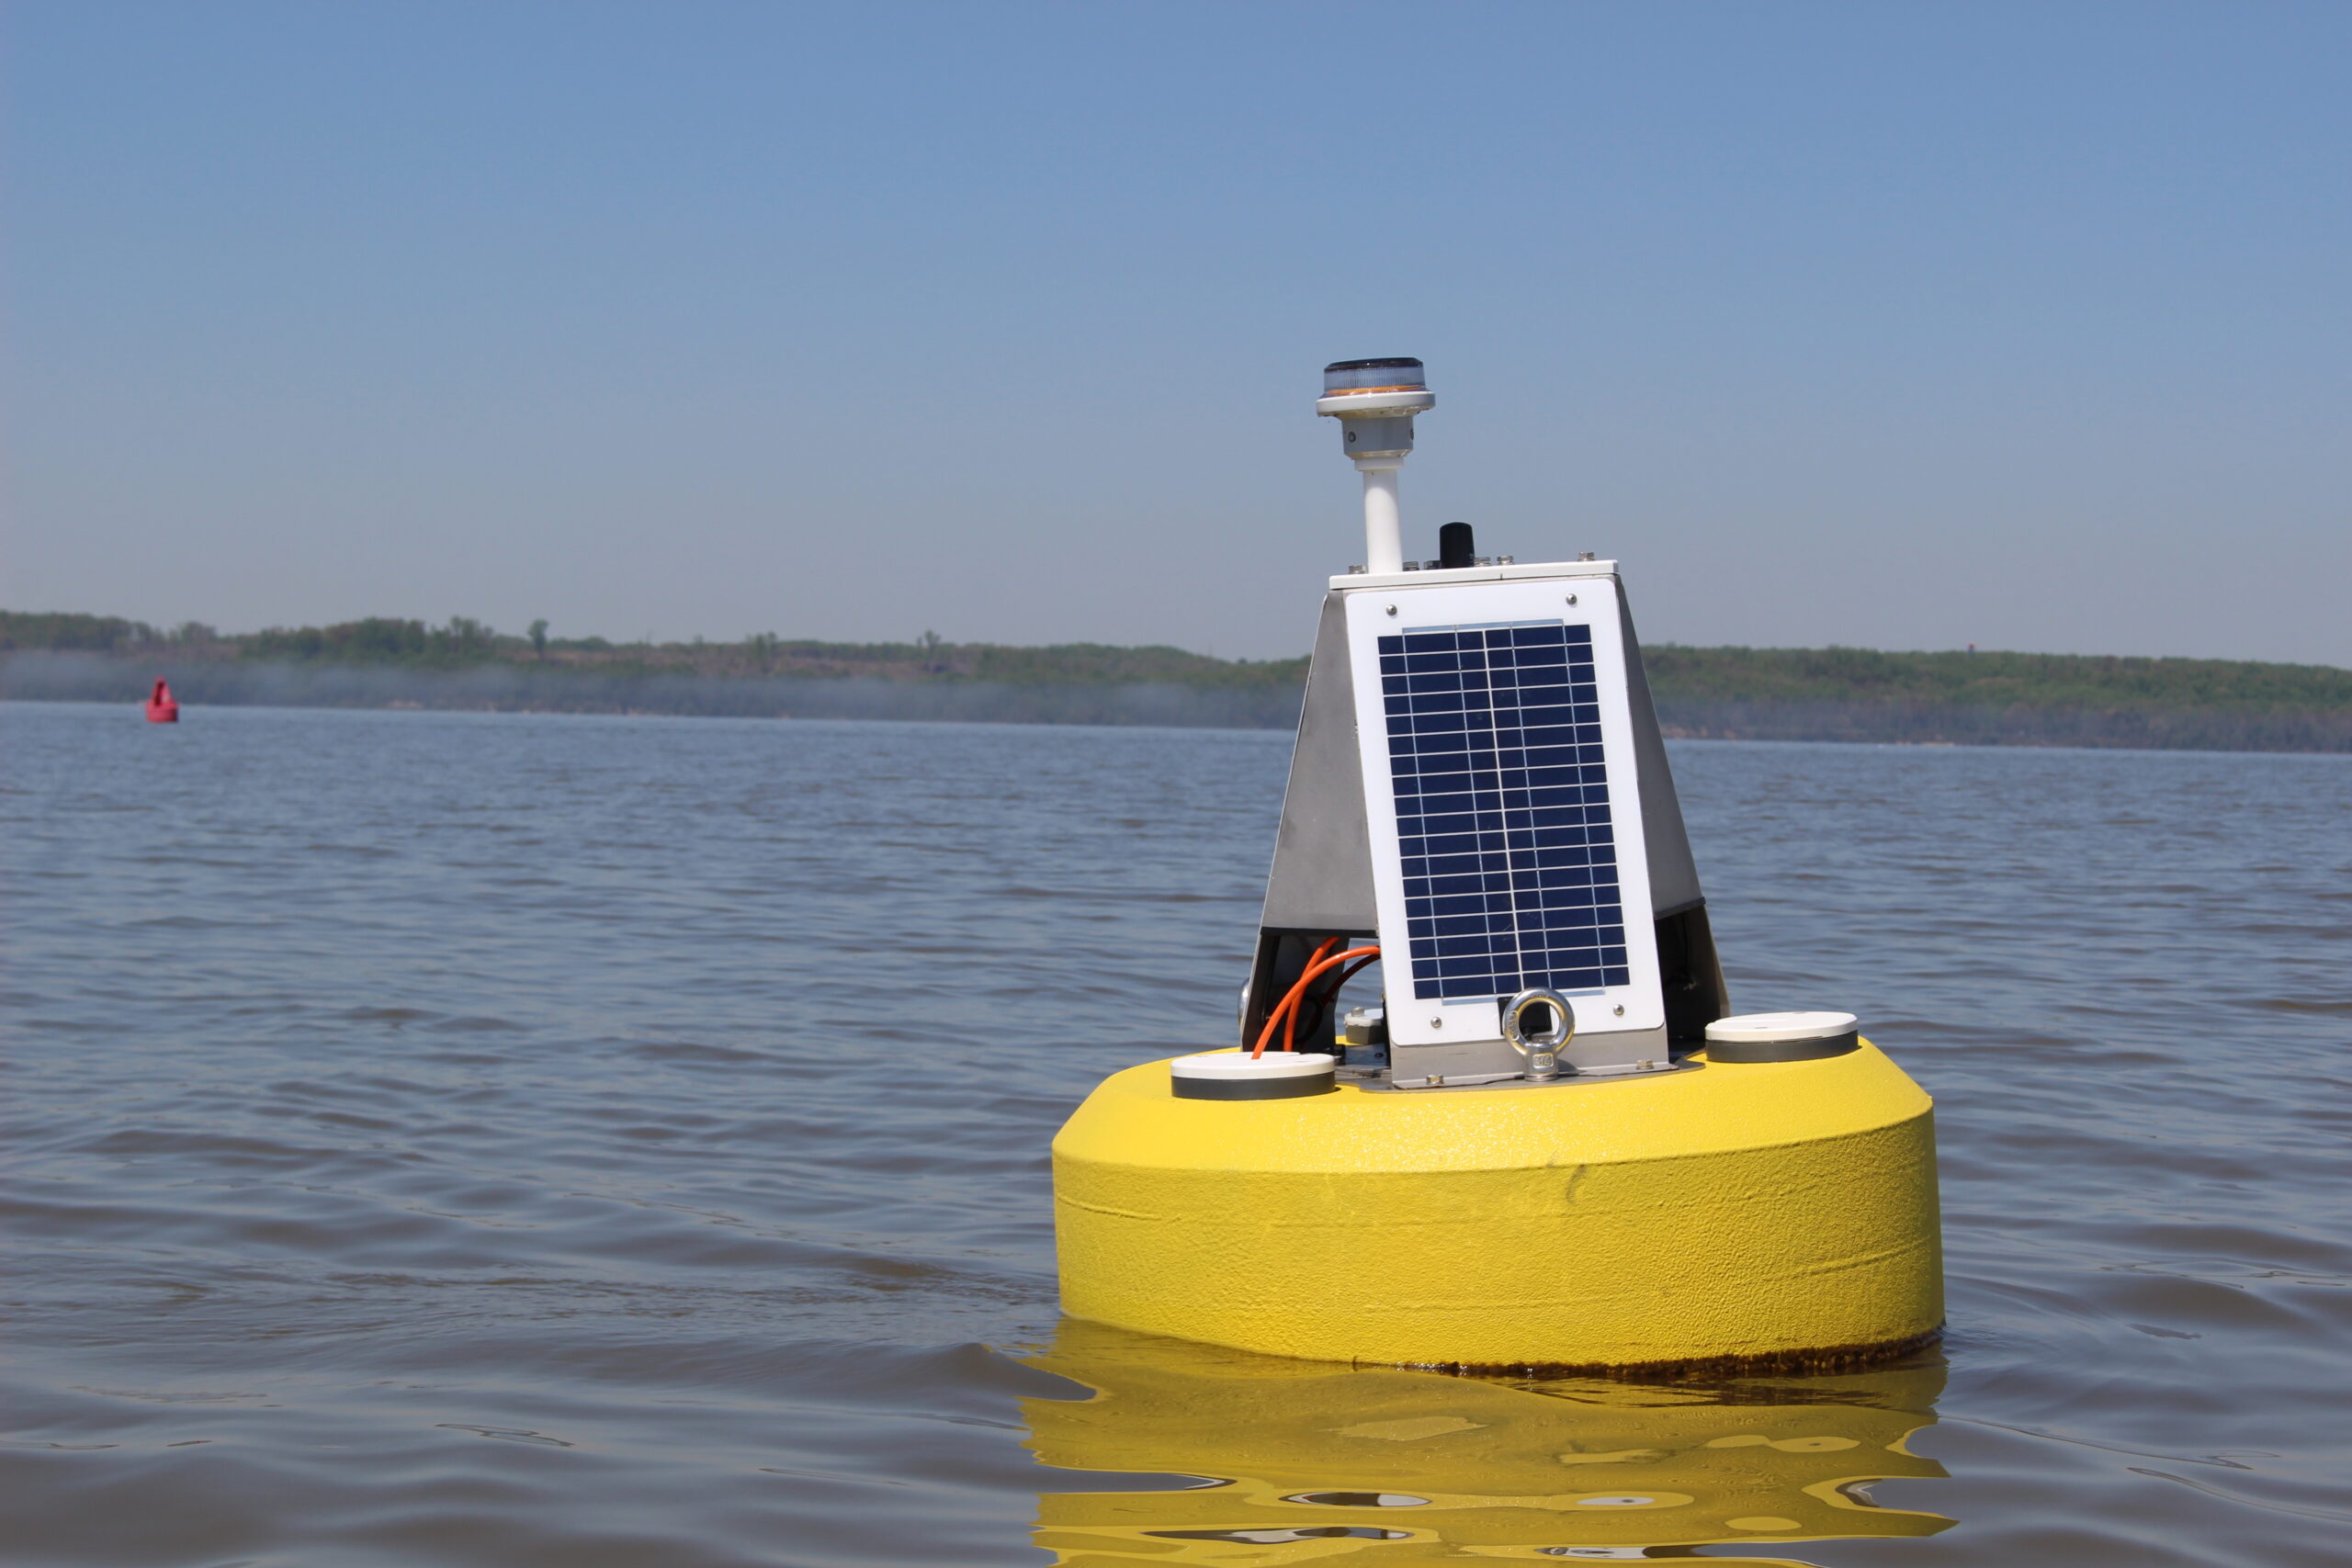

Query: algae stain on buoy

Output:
[1049, 357, 1943, 1374]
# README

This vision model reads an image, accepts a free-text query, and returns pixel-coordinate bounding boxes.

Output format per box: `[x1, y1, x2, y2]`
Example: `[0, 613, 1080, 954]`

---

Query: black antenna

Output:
[1438, 521, 1476, 570]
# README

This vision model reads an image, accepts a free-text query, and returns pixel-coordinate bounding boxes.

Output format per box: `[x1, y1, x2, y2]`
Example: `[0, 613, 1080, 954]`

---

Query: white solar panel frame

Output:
[1343, 573, 1664, 1050]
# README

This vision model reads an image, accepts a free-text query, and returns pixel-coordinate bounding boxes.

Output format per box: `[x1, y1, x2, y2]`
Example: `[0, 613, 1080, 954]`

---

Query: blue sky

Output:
[7, 2, 2347, 662]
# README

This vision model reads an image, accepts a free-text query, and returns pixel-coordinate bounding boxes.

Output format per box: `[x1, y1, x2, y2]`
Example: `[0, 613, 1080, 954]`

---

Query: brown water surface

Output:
[4, 703, 2346, 1564]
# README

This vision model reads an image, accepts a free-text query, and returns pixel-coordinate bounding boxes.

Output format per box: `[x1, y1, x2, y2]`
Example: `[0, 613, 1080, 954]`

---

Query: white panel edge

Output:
[1343, 576, 1665, 1051]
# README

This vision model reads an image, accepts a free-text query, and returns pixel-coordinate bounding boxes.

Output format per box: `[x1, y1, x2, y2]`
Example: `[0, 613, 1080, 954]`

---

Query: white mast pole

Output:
[1359, 462, 1404, 575]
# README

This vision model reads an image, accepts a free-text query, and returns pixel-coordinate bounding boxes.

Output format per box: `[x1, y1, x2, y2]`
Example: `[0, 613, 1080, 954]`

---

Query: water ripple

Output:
[4, 704, 2346, 1565]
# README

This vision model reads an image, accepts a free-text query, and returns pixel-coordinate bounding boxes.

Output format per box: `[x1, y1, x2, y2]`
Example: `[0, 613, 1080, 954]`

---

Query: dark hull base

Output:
[1379, 1325, 1947, 1383]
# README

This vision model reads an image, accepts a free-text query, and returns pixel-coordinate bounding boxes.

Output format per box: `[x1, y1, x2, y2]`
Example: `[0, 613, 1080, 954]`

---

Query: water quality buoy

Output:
[144, 679, 179, 723]
[1050, 358, 1943, 1374]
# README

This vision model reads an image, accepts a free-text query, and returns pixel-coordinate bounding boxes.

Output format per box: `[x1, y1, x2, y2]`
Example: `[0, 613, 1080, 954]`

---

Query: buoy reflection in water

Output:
[1021, 1319, 1951, 1564]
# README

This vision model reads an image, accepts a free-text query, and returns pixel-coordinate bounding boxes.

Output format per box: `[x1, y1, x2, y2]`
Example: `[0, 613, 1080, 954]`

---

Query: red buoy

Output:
[144, 678, 180, 724]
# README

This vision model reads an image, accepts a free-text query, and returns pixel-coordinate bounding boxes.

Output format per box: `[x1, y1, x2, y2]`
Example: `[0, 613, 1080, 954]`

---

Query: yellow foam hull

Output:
[1052, 1041, 1942, 1370]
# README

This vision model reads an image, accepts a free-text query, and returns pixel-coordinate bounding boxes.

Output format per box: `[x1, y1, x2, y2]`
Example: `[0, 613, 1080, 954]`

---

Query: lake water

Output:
[4, 701, 2346, 1566]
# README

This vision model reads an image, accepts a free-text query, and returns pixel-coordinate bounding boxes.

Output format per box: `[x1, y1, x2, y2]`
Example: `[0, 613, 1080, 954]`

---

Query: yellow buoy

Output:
[1054, 1041, 1940, 1371]
[1048, 356, 1944, 1373]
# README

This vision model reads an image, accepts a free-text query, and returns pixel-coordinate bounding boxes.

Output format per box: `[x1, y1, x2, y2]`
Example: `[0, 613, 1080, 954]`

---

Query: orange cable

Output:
[1295, 953, 1384, 1053]
[1251, 945, 1379, 1059]
[1266, 947, 1378, 1056]
[1284, 938, 1338, 1052]
[1277, 938, 1340, 1054]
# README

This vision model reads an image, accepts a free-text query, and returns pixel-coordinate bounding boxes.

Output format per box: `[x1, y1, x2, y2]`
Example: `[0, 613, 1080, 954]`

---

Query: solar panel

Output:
[1345, 572, 1662, 1055]
[1377, 619, 1630, 1000]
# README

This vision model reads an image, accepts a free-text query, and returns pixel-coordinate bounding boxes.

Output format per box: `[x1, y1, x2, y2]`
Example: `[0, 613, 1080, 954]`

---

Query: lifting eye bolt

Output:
[1501, 987, 1576, 1082]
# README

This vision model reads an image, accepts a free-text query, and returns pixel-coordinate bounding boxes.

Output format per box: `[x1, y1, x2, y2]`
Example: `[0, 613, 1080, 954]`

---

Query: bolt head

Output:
[1429, 1017, 1442, 1028]
[1612, 1004, 1625, 1015]
[1385, 604, 1398, 615]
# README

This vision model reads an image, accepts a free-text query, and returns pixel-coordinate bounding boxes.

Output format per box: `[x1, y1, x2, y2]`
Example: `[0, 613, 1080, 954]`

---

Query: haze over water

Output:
[4, 702, 2346, 1565]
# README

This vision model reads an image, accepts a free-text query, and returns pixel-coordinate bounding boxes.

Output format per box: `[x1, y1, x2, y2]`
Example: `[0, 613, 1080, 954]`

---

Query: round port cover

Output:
[1170, 1051, 1338, 1100]
[1703, 1011, 1860, 1063]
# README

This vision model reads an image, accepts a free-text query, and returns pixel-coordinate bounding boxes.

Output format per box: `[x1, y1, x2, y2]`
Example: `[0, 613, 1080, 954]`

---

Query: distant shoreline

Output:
[6, 610, 2347, 753]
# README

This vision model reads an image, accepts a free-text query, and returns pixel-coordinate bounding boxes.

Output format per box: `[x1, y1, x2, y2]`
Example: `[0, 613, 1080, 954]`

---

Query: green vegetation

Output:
[0, 610, 1310, 687]
[1637, 644, 2352, 752]
[243, 615, 502, 665]
[5, 608, 2346, 750]
[1642, 644, 2352, 716]
[0, 611, 216, 651]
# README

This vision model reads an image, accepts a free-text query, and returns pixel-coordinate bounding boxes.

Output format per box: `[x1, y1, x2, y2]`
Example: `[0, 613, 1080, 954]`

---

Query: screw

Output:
[1566, 593, 1578, 605]
[1385, 604, 1398, 616]
[1612, 1004, 1625, 1015]
[1429, 1017, 1442, 1028]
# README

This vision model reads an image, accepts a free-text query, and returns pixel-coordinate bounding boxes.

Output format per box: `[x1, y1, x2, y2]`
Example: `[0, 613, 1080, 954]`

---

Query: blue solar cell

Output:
[1383, 616, 1630, 1003]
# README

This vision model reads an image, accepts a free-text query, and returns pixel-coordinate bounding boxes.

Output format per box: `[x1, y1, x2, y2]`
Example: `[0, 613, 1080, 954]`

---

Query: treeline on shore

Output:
[0, 611, 1302, 690]
[5, 609, 2347, 752]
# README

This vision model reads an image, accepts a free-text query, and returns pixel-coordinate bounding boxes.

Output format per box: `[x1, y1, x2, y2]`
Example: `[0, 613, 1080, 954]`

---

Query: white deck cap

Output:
[1705, 1011, 1859, 1044]
[1170, 1051, 1336, 1080]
